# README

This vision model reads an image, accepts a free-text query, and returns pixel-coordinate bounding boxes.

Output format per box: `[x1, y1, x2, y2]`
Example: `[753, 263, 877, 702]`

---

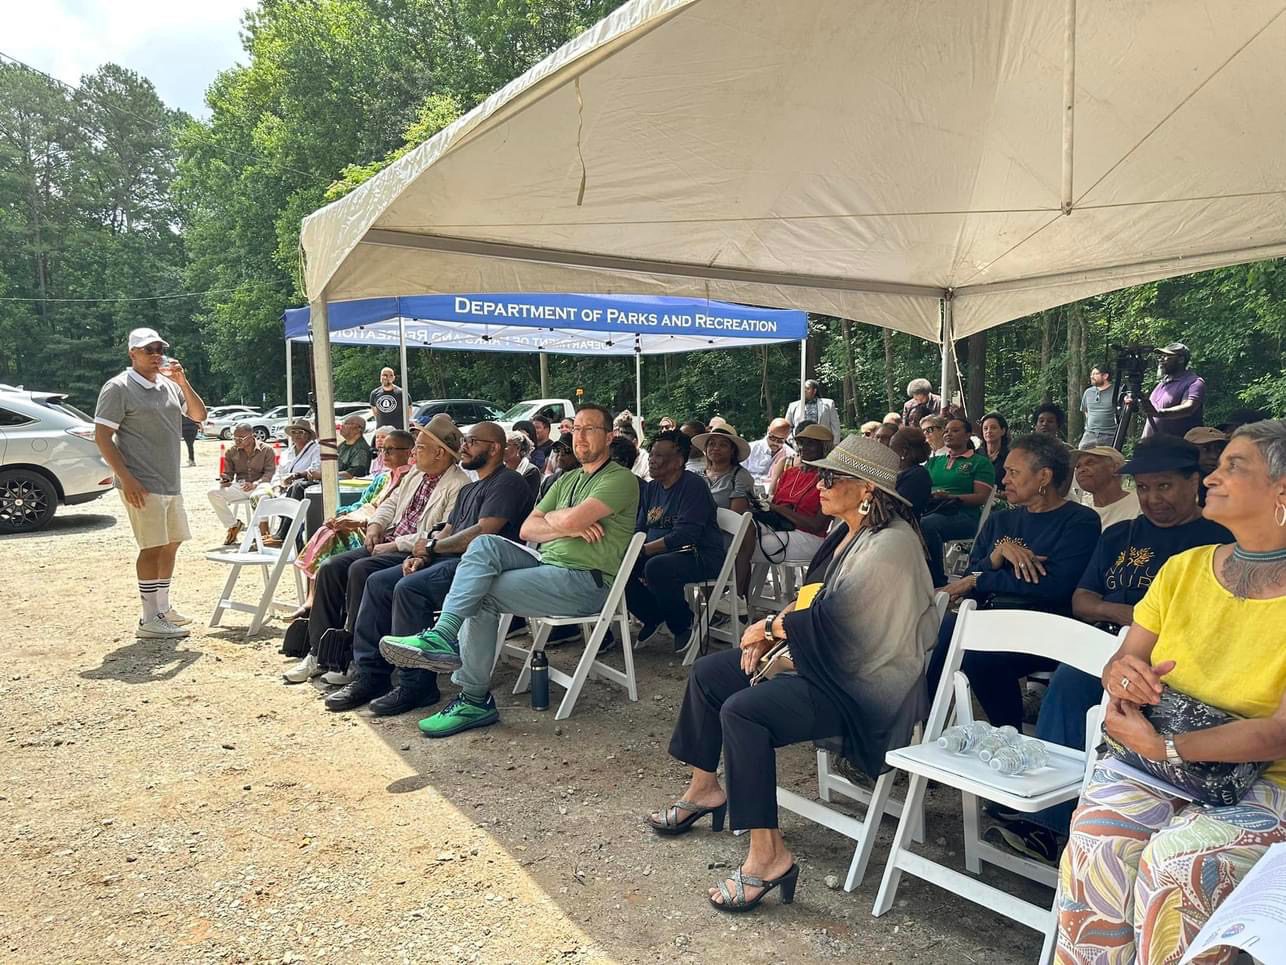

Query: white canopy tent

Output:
[299, 0, 1286, 511]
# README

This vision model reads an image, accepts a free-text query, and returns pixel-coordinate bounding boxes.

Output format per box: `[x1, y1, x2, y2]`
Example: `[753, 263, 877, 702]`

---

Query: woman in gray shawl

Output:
[646, 435, 938, 912]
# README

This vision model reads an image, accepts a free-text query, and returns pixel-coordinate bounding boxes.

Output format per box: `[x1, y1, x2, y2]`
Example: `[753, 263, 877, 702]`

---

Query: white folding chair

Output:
[680, 509, 753, 665]
[496, 532, 646, 720]
[775, 592, 949, 891]
[205, 496, 307, 636]
[943, 490, 998, 580]
[872, 601, 1123, 959]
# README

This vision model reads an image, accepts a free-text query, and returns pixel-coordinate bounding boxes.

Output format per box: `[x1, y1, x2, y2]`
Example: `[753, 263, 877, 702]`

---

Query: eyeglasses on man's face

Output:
[135, 343, 165, 355]
[571, 424, 608, 435]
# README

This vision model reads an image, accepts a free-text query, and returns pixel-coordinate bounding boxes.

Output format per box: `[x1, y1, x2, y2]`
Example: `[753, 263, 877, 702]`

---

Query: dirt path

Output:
[3, 440, 1048, 963]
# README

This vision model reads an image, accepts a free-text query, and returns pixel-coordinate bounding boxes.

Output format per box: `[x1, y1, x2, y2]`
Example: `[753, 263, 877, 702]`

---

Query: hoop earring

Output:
[858, 497, 872, 516]
[1276, 503, 1286, 528]
[1038, 484, 1047, 496]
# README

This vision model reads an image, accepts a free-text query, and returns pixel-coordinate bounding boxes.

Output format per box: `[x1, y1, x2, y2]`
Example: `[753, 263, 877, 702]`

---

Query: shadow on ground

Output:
[81, 635, 202, 684]
[2, 512, 117, 540]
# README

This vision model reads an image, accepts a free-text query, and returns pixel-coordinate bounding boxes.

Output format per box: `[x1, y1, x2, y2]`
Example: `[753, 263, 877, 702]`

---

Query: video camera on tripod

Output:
[1110, 343, 1156, 450]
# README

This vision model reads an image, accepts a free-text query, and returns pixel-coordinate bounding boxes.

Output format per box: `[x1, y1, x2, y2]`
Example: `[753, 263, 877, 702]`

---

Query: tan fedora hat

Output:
[691, 426, 751, 463]
[284, 417, 315, 438]
[418, 413, 463, 461]
[804, 433, 908, 505]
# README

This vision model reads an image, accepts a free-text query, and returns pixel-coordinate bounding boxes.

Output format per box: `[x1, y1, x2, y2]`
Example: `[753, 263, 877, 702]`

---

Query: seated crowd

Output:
[220, 375, 1286, 961]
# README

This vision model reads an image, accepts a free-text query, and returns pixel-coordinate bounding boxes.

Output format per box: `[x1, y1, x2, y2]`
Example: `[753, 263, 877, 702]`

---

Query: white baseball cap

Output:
[128, 327, 169, 350]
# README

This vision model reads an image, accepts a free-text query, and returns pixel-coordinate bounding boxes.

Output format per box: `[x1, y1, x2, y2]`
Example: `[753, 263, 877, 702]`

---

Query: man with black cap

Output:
[989, 435, 1231, 860]
[1140, 342, 1206, 439]
[324, 421, 535, 714]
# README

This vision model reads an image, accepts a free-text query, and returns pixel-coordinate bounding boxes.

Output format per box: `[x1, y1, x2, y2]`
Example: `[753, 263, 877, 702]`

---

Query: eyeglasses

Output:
[463, 437, 498, 447]
[382, 445, 411, 452]
[817, 468, 859, 489]
[767, 434, 789, 443]
[136, 343, 165, 355]
[571, 425, 607, 435]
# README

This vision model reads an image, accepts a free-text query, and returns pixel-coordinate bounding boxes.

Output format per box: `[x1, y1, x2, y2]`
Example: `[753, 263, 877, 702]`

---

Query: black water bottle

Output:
[530, 650, 550, 711]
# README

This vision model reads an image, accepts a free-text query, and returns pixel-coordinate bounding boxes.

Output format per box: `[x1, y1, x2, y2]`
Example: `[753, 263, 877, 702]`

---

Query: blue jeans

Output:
[1028, 663, 1104, 835]
[920, 511, 979, 586]
[352, 557, 460, 690]
[444, 535, 609, 699]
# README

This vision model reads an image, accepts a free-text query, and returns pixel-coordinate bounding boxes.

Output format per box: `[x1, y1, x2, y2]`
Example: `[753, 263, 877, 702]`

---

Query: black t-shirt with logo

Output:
[1078, 515, 1231, 606]
[369, 385, 406, 429]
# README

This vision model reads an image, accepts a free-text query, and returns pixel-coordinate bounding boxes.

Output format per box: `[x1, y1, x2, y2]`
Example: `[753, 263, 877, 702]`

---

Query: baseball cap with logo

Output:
[128, 327, 169, 350]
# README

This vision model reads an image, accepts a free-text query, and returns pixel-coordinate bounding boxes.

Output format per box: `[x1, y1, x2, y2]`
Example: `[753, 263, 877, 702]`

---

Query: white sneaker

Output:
[137, 615, 190, 639]
[320, 664, 355, 687]
[161, 607, 194, 626]
[283, 653, 321, 684]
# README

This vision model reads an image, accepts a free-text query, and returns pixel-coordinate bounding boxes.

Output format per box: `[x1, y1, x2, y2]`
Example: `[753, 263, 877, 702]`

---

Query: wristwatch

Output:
[425, 536, 438, 560]
[1164, 736, 1183, 765]
[763, 614, 779, 644]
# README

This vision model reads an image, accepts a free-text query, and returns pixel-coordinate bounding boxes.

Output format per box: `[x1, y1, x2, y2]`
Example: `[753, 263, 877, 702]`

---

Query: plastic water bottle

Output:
[937, 721, 993, 754]
[530, 650, 549, 711]
[989, 739, 1049, 775]
[976, 728, 1022, 764]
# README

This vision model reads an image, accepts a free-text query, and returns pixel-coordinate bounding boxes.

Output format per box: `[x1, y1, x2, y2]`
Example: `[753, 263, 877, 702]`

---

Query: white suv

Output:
[0, 388, 113, 533]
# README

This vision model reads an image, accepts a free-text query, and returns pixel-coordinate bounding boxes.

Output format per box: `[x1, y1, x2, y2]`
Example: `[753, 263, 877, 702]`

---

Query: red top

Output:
[773, 466, 827, 535]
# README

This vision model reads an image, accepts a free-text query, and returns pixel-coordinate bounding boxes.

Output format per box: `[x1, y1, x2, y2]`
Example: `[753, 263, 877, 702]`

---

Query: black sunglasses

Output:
[817, 468, 859, 489]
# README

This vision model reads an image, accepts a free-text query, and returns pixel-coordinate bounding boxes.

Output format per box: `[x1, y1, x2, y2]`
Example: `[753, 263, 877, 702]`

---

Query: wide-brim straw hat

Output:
[284, 417, 315, 437]
[418, 413, 463, 461]
[804, 433, 909, 506]
[691, 426, 751, 462]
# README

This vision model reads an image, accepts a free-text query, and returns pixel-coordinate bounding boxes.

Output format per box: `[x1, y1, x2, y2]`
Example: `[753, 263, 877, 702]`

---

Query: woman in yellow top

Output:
[1056, 420, 1286, 965]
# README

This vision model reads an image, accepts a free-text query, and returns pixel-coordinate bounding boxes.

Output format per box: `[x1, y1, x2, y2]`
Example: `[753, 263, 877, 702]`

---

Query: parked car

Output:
[494, 398, 577, 439]
[243, 404, 311, 442]
[333, 401, 370, 420]
[412, 399, 506, 427]
[205, 405, 262, 440]
[0, 388, 113, 533]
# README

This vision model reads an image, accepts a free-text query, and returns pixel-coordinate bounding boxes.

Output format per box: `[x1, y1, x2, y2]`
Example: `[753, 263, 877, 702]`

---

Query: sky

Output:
[5, 0, 252, 117]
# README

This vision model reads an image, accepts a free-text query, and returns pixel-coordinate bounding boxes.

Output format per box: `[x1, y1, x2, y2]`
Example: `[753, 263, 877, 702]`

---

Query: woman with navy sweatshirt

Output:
[926, 433, 1100, 728]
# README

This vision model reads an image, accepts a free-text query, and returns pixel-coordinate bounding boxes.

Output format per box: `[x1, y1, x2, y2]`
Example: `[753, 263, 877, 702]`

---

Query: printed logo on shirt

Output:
[1105, 545, 1158, 594]
[376, 394, 399, 413]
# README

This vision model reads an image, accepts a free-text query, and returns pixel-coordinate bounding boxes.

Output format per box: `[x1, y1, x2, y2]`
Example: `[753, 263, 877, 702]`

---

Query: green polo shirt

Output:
[926, 450, 995, 522]
[535, 460, 640, 584]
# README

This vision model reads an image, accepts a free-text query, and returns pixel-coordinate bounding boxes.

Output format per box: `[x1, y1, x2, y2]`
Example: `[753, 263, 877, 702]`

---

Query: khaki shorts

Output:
[124, 493, 192, 549]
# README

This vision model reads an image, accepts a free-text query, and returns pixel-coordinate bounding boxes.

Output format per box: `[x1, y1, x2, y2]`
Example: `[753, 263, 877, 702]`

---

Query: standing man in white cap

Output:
[94, 327, 207, 639]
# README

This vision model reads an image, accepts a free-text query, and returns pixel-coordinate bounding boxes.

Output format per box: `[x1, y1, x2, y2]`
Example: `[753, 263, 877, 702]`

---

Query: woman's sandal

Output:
[645, 799, 727, 836]
[709, 863, 799, 913]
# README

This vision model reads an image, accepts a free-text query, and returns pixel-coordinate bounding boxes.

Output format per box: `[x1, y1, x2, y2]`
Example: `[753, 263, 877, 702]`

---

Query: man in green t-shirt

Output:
[380, 403, 640, 737]
[921, 416, 996, 587]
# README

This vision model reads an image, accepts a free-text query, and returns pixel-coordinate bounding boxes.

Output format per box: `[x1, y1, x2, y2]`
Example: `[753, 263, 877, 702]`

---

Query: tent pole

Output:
[634, 351, 642, 422]
[799, 339, 807, 416]
[310, 295, 339, 518]
[539, 353, 549, 397]
[398, 314, 410, 428]
[939, 297, 957, 408]
[1061, 0, 1077, 214]
[285, 339, 293, 416]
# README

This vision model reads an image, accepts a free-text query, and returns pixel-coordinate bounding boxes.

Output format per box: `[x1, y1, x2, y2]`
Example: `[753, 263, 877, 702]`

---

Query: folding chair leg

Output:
[872, 772, 930, 917]
[554, 618, 610, 721]
[209, 563, 242, 628]
[493, 614, 514, 675]
[962, 791, 982, 874]
[616, 608, 638, 702]
[1039, 889, 1061, 965]
[844, 769, 897, 891]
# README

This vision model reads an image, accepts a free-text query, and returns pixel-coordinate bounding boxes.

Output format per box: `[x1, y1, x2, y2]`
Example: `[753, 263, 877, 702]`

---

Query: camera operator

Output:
[1139, 342, 1206, 439]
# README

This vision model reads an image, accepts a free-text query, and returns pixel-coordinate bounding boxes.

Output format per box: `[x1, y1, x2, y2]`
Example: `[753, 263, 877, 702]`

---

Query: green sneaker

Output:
[418, 693, 499, 738]
[379, 628, 463, 672]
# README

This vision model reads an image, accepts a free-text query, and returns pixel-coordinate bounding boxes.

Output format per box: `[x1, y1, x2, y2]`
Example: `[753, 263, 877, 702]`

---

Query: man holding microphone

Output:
[95, 327, 207, 639]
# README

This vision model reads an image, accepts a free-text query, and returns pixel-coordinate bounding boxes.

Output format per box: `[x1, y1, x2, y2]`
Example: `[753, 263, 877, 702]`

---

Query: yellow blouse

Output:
[1133, 545, 1286, 786]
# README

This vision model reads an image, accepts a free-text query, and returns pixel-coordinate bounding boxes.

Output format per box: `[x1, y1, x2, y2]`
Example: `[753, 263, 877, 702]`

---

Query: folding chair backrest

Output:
[599, 531, 646, 620]
[712, 508, 752, 573]
[249, 496, 304, 528]
[972, 491, 996, 539]
[234, 496, 306, 552]
[926, 600, 1119, 739]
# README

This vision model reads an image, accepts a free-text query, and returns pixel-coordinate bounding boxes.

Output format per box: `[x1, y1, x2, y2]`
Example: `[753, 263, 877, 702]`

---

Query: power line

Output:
[0, 50, 321, 182]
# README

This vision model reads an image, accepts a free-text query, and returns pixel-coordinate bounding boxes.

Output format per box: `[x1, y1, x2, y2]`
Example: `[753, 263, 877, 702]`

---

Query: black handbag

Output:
[1102, 685, 1272, 806]
[751, 507, 795, 532]
[280, 618, 311, 658]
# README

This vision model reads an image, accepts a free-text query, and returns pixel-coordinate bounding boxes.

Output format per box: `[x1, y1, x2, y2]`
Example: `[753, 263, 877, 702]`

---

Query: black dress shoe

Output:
[369, 684, 441, 717]
[324, 676, 390, 712]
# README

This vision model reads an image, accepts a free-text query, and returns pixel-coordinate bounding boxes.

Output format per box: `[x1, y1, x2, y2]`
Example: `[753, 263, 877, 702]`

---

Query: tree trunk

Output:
[1039, 311, 1054, 404]
[882, 328, 896, 413]
[1065, 302, 1087, 443]
[964, 331, 987, 418]
[840, 318, 857, 427]
[759, 345, 774, 420]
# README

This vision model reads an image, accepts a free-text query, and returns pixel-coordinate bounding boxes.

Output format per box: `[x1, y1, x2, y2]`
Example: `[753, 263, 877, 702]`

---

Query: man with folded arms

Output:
[337, 414, 373, 478]
[283, 415, 469, 683]
[208, 423, 275, 545]
[380, 404, 640, 737]
[325, 422, 534, 714]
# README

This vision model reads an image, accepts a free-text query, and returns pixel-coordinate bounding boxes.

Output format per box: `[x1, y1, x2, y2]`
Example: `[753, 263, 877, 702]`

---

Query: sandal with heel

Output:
[709, 863, 799, 913]
[646, 799, 727, 836]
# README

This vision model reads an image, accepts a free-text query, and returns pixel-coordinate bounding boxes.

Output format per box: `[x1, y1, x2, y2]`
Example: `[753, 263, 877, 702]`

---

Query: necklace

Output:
[1222, 543, 1286, 600]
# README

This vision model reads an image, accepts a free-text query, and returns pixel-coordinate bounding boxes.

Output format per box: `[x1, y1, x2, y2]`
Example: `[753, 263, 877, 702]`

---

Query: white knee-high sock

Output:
[155, 579, 172, 615]
[139, 582, 161, 620]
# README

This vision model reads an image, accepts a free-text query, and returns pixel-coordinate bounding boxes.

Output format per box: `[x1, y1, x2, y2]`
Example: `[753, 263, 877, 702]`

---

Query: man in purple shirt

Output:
[1141, 342, 1205, 439]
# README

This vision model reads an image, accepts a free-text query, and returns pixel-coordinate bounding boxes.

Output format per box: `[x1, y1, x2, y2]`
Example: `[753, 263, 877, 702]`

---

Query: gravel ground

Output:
[3, 440, 1051, 963]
